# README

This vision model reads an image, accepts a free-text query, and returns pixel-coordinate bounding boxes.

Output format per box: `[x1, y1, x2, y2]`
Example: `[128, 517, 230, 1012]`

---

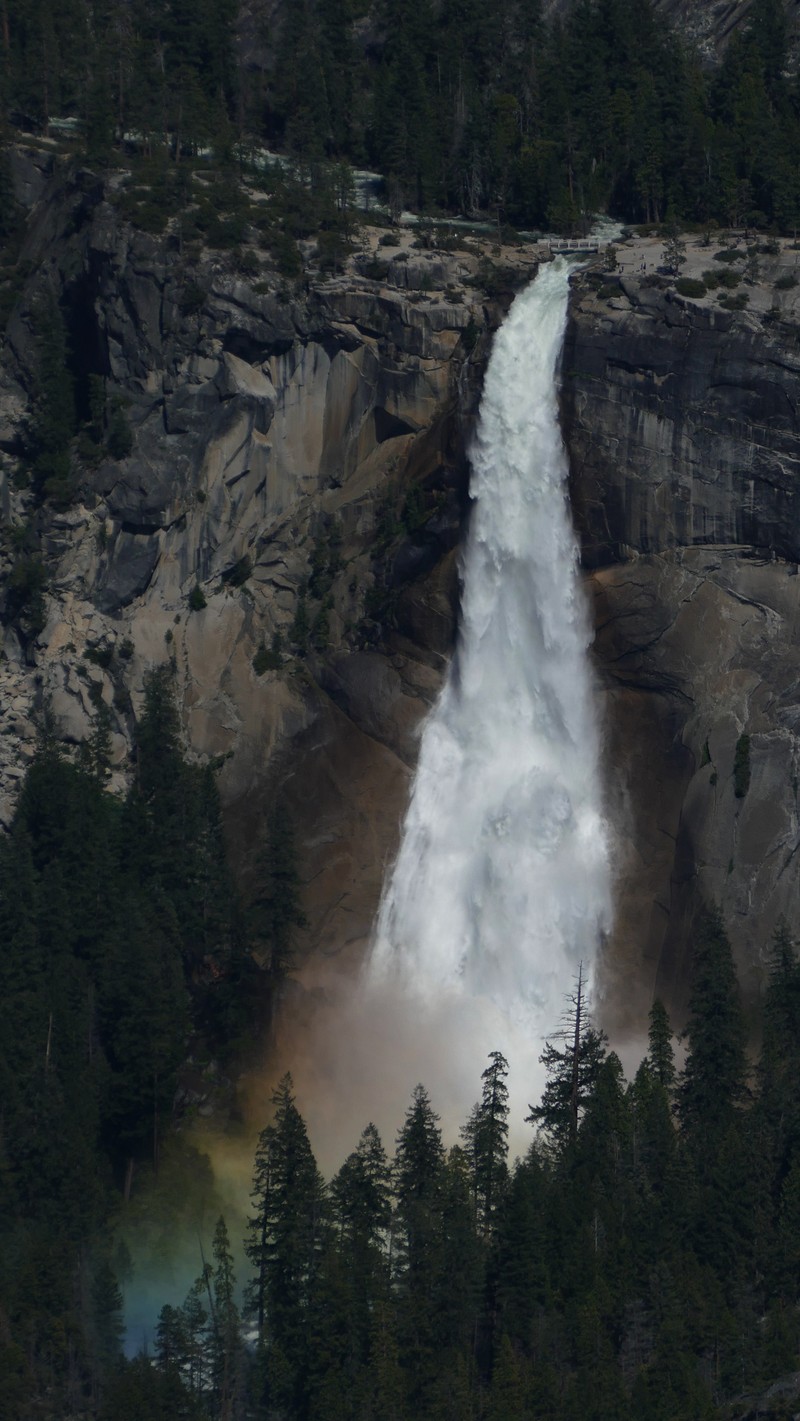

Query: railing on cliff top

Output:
[549, 239, 601, 255]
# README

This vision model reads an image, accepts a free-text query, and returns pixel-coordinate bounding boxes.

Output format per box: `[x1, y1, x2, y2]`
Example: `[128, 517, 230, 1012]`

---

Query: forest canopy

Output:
[99, 912, 800, 1421]
[3, 0, 800, 231]
[3, 712, 800, 1421]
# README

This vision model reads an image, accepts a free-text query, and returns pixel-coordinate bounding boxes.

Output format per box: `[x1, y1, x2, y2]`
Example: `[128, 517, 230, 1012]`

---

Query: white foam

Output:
[365, 260, 612, 1143]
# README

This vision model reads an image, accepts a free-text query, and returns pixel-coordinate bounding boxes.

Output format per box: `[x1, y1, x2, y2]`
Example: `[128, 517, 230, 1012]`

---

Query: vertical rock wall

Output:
[564, 271, 800, 1026]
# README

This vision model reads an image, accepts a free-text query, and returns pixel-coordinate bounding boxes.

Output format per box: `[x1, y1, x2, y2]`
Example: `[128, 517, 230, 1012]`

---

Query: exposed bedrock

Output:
[5, 148, 800, 1027]
[0, 151, 542, 968]
[565, 272, 800, 1027]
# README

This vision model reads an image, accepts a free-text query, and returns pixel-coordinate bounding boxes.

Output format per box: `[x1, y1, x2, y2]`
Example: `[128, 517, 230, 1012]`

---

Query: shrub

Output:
[720, 292, 749, 310]
[362, 257, 389, 282]
[676, 277, 707, 298]
[179, 282, 206, 317]
[235, 248, 260, 277]
[253, 643, 281, 674]
[713, 249, 744, 263]
[136, 202, 169, 234]
[84, 644, 113, 669]
[775, 272, 798, 290]
[274, 233, 302, 278]
[188, 583, 207, 611]
[734, 734, 751, 798]
[702, 270, 721, 290]
[206, 213, 247, 249]
[717, 268, 741, 289]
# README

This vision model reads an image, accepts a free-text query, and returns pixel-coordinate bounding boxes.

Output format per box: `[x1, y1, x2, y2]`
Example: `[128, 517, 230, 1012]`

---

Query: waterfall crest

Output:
[370, 260, 611, 1034]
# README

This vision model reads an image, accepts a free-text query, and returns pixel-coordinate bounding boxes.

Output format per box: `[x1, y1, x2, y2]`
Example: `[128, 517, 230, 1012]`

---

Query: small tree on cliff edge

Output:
[662, 222, 687, 277]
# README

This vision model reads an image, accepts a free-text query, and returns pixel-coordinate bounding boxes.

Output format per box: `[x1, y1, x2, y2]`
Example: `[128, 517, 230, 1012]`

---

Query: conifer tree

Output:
[461, 1050, 510, 1230]
[758, 918, 800, 1153]
[249, 800, 308, 983]
[678, 905, 748, 1145]
[246, 1072, 326, 1411]
[209, 1215, 242, 1421]
[526, 965, 607, 1154]
[645, 998, 675, 1090]
[393, 1083, 446, 1409]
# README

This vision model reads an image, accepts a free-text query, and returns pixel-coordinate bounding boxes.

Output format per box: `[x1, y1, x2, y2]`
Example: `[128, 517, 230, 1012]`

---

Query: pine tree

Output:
[246, 1074, 326, 1412]
[678, 905, 748, 1145]
[331, 1121, 393, 1259]
[487, 1333, 526, 1421]
[489, 1147, 552, 1351]
[249, 801, 308, 983]
[526, 965, 607, 1154]
[758, 918, 800, 1157]
[678, 906, 755, 1281]
[209, 1215, 242, 1421]
[645, 999, 675, 1090]
[461, 1050, 510, 1231]
[393, 1083, 446, 1410]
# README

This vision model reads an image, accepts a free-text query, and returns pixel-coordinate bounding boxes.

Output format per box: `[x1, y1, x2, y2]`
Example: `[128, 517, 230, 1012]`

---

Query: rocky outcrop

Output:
[8, 147, 800, 1030]
[564, 277, 800, 567]
[566, 264, 800, 1026]
[0, 149, 541, 962]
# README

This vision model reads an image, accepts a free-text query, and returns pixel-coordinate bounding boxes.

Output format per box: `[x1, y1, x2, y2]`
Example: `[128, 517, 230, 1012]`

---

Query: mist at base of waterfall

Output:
[367, 259, 611, 1097]
[267, 262, 612, 1171]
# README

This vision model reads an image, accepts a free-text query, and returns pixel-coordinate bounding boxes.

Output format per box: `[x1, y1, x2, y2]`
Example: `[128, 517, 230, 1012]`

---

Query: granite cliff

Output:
[0, 145, 538, 974]
[4, 146, 800, 1030]
[564, 249, 800, 1027]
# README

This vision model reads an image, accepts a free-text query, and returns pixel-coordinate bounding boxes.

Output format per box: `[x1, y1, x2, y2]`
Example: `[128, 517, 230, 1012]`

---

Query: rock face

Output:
[564, 279, 800, 567]
[565, 266, 800, 1028]
[0, 147, 540, 965]
[5, 147, 800, 1033]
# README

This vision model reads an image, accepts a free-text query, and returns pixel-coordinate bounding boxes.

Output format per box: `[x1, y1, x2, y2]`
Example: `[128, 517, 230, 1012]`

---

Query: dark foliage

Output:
[0, 673, 304, 1412]
[3, 0, 800, 233]
[138, 919, 800, 1420]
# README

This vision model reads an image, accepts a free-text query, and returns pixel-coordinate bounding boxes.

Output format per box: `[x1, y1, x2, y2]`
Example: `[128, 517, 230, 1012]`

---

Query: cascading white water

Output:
[369, 259, 611, 1046]
[257, 258, 614, 1169]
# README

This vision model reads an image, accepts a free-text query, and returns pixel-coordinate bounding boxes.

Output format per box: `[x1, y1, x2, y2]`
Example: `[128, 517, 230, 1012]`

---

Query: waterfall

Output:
[369, 259, 611, 1057]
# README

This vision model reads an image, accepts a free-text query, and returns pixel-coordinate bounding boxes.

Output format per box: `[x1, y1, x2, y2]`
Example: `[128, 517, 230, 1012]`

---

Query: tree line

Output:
[2, 0, 800, 232]
[103, 907, 800, 1421]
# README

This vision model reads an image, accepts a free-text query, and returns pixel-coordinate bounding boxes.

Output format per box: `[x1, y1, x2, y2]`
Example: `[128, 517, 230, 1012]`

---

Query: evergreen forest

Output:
[2, 0, 800, 233]
[6, 0, 800, 1417]
[0, 674, 307, 1418]
[3, 687, 800, 1421]
[103, 915, 800, 1421]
